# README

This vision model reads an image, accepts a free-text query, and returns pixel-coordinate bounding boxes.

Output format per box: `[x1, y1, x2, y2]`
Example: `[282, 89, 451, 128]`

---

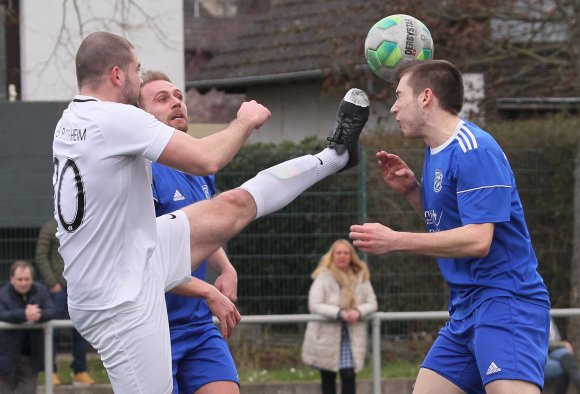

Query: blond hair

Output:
[311, 239, 370, 281]
[141, 70, 172, 86]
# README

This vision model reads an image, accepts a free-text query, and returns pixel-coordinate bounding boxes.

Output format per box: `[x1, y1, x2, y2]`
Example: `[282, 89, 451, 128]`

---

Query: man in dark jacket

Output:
[0, 260, 55, 393]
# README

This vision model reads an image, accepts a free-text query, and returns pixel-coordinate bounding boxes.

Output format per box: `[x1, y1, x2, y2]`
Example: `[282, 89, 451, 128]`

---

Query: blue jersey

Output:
[151, 162, 216, 329]
[421, 120, 549, 319]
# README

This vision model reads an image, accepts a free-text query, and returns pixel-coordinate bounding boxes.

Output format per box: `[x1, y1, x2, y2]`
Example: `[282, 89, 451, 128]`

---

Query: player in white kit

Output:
[53, 31, 369, 393]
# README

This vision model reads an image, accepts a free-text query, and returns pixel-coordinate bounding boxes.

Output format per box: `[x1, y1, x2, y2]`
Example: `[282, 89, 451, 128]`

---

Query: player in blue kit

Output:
[140, 70, 240, 394]
[349, 60, 550, 394]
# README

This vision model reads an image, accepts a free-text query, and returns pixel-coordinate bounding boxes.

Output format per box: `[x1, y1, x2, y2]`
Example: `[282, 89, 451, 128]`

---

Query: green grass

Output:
[39, 356, 420, 385]
[239, 361, 419, 384]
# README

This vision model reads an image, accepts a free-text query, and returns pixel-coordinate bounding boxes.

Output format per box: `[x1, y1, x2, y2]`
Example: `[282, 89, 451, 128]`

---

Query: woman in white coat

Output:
[301, 239, 378, 394]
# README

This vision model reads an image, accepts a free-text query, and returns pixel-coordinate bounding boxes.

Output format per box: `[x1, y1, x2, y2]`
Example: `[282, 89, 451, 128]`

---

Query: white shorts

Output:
[69, 210, 191, 394]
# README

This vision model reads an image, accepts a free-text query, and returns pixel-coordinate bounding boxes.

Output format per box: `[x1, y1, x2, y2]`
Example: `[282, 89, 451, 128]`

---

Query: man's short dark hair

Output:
[393, 60, 464, 115]
[75, 31, 135, 90]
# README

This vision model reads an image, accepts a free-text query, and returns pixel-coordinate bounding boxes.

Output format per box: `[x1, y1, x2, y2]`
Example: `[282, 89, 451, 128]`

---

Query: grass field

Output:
[39, 355, 421, 385]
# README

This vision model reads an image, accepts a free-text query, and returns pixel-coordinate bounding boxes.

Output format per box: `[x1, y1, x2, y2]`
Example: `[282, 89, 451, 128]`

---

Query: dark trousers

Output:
[0, 356, 38, 394]
[320, 368, 355, 394]
[51, 289, 88, 373]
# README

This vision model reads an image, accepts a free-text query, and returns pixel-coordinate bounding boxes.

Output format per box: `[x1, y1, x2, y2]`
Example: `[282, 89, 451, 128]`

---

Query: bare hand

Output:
[50, 284, 63, 293]
[376, 151, 418, 196]
[350, 223, 399, 255]
[237, 100, 271, 130]
[206, 287, 241, 339]
[214, 269, 238, 303]
[340, 309, 361, 323]
[25, 304, 41, 322]
[563, 340, 574, 354]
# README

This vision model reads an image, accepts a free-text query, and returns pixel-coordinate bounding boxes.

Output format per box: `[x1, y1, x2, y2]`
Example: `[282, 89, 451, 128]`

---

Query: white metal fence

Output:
[2, 309, 580, 394]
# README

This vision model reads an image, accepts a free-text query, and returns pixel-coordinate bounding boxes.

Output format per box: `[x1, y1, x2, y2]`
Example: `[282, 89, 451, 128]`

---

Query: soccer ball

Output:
[364, 14, 434, 81]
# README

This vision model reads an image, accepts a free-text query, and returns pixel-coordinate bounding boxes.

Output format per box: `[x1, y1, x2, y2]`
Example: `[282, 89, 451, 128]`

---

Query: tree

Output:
[310, 0, 579, 105]
[16, 0, 183, 101]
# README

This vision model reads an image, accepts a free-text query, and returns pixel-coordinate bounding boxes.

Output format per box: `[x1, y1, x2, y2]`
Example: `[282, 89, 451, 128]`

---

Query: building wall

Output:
[19, 0, 184, 101]
[195, 73, 482, 145]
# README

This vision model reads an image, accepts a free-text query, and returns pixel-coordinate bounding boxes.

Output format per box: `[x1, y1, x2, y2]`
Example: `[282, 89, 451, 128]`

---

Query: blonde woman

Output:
[302, 239, 378, 394]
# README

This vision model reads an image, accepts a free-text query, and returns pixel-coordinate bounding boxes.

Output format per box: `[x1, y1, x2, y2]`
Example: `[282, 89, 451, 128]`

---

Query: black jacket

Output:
[0, 282, 55, 381]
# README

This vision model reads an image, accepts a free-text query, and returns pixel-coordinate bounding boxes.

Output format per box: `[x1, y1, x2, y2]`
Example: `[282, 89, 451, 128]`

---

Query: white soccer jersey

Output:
[52, 96, 174, 310]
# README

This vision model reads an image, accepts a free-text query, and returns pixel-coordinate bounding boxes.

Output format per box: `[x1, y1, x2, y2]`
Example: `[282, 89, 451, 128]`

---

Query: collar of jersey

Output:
[430, 119, 465, 155]
[73, 94, 100, 102]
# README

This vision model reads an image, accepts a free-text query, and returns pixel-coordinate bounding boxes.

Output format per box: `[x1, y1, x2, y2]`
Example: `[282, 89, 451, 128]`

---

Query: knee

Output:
[215, 189, 256, 217]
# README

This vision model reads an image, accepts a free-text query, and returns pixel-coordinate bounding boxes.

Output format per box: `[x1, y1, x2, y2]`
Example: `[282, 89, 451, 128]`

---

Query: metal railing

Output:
[2, 309, 580, 394]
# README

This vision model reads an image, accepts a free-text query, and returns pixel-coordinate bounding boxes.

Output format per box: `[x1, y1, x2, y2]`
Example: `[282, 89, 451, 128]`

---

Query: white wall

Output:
[460, 73, 485, 122]
[246, 82, 340, 144]
[244, 81, 399, 144]
[244, 72, 485, 144]
[19, 0, 184, 101]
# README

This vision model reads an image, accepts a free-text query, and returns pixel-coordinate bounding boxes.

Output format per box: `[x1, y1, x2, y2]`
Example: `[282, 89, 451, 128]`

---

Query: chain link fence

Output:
[0, 144, 572, 366]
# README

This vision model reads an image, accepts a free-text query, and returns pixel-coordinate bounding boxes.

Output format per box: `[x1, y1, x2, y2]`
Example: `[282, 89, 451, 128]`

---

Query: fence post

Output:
[372, 314, 381, 394]
[44, 324, 54, 394]
[358, 149, 368, 263]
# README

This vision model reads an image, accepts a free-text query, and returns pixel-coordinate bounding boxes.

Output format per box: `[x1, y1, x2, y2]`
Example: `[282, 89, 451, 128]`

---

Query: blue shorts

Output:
[171, 323, 239, 394]
[422, 296, 549, 393]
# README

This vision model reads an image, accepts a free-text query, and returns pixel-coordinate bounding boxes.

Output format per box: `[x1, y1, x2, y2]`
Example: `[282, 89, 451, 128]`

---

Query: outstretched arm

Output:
[350, 222, 494, 258]
[169, 277, 241, 339]
[376, 151, 422, 215]
[158, 101, 271, 175]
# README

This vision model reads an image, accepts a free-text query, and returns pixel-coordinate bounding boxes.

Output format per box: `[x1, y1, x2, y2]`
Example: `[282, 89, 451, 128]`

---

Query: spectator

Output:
[302, 239, 378, 394]
[0, 260, 56, 393]
[35, 218, 95, 386]
[545, 317, 580, 394]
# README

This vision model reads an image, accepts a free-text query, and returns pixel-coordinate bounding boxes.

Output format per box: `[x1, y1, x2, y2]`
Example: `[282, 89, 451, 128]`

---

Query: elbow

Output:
[192, 154, 223, 175]
[203, 162, 222, 175]
[183, 159, 221, 176]
[464, 223, 493, 258]
[470, 239, 492, 258]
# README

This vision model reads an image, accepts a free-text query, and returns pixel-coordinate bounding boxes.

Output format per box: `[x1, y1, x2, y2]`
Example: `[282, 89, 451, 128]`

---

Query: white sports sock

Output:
[240, 148, 349, 219]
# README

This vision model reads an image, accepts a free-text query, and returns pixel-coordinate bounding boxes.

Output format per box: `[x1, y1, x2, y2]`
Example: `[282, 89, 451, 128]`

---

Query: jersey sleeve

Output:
[208, 174, 216, 197]
[151, 173, 160, 207]
[151, 163, 168, 217]
[454, 146, 512, 224]
[99, 103, 173, 161]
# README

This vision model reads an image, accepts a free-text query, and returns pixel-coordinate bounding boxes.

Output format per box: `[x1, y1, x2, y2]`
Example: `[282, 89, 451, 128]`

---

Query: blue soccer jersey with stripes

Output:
[421, 120, 550, 319]
[152, 162, 216, 327]
[151, 162, 239, 393]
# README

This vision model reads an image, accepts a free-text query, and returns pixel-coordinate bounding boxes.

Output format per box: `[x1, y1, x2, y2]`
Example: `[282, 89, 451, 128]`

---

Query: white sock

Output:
[239, 148, 349, 219]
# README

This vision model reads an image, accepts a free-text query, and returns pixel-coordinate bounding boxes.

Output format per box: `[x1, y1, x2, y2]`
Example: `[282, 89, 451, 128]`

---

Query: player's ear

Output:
[109, 66, 122, 86]
[421, 88, 433, 105]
